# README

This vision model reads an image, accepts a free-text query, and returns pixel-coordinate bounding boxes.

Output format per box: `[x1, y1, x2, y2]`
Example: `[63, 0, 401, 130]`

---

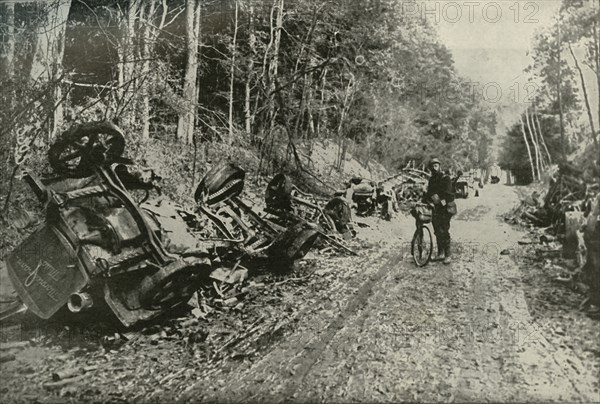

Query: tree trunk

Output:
[305, 85, 315, 139]
[253, 1, 276, 138]
[117, 27, 125, 102]
[244, 2, 255, 136]
[295, 70, 309, 138]
[519, 114, 536, 183]
[140, 0, 158, 140]
[534, 107, 552, 165]
[266, 0, 284, 135]
[0, 2, 15, 78]
[525, 107, 542, 177]
[289, 4, 319, 139]
[177, 0, 201, 144]
[592, 17, 600, 148]
[30, 0, 71, 81]
[557, 11, 566, 161]
[335, 76, 356, 172]
[121, 0, 141, 128]
[293, 8, 319, 140]
[315, 66, 328, 138]
[228, 0, 239, 145]
[569, 43, 598, 149]
[254, 1, 275, 139]
[303, 54, 318, 140]
[30, 0, 72, 139]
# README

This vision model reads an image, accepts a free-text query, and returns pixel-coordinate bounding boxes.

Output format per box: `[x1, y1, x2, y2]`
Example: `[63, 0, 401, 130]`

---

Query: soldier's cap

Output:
[429, 158, 441, 166]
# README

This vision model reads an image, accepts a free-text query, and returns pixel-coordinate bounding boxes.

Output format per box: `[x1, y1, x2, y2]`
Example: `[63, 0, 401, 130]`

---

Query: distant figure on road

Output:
[424, 158, 456, 264]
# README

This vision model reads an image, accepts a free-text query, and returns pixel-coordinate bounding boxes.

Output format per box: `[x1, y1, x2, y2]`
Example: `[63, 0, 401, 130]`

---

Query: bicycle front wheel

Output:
[411, 225, 433, 267]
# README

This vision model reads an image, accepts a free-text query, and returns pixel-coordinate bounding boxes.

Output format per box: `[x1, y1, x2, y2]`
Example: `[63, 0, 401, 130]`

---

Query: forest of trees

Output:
[0, 0, 497, 188]
[0, 0, 597, 198]
[499, 0, 599, 184]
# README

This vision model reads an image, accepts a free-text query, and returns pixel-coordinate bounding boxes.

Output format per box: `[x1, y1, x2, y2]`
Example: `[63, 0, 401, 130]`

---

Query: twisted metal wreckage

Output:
[1, 122, 356, 327]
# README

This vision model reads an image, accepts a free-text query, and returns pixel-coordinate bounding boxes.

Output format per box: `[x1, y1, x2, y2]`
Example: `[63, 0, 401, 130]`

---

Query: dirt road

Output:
[1, 184, 599, 403]
[183, 184, 599, 403]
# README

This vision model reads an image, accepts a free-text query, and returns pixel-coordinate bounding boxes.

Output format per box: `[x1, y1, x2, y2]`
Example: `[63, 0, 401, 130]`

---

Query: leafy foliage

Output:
[0, 0, 497, 222]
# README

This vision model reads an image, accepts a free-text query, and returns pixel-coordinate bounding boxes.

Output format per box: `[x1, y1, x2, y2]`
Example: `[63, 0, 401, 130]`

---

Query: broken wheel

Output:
[48, 121, 126, 177]
[195, 162, 245, 205]
[319, 213, 337, 234]
[265, 173, 293, 212]
[323, 197, 352, 233]
[268, 223, 320, 268]
[139, 257, 211, 310]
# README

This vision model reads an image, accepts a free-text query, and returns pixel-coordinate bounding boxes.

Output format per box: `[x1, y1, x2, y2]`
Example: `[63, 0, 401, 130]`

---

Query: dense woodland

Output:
[0, 0, 597, 206]
[0, 0, 498, 198]
[499, 1, 599, 184]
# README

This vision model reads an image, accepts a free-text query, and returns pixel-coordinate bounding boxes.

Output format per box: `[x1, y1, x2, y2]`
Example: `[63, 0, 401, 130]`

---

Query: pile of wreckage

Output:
[0, 122, 357, 328]
[335, 166, 430, 220]
[505, 162, 600, 306]
[388, 167, 430, 203]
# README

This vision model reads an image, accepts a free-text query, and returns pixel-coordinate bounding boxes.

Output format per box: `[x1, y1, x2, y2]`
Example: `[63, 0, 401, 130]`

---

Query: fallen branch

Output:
[43, 375, 86, 390]
[0, 341, 30, 351]
[273, 274, 312, 286]
[318, 231, 358, 256]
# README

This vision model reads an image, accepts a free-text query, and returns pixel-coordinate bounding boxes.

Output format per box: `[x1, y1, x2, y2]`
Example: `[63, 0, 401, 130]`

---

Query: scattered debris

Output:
[0, 353, 16, 363]
[52, 365, 97, 382]
[504, 161, 599, 309]
[264, 173, 357, 255]
[0, 123, 327, 328]
[452, 171, 472, 199]
[43, 375, 87, 391]
[0, 341, 30, 351]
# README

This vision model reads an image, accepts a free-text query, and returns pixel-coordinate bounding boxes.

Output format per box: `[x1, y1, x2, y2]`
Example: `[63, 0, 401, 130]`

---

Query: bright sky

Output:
[432, 0, 561, 95]
[408, 0, 599, 150]
[433, 0, 561, 50]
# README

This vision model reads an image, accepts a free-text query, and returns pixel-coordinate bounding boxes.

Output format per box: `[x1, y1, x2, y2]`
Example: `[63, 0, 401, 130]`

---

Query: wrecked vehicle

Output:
[194, 165, 323, 268]
[333, 177, 379, 217]
[390, 169, 429, 204]
[265, 173, 354, 238]
[2, 122, 321, 327]
[349, 178, 378, 216]
[453, 172, 471, 198]
[4, 122, 221, 327]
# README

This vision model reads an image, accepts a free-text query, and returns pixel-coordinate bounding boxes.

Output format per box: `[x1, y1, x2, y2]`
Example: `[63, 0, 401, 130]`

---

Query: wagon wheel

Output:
[265, 173, 293, 212]
[139, 258, 211, 310]
[48, 121, 125, 177]
[288, 228, 319, 260]
[323, 197, 351, 233]
[194, 162, 245, 206]
[268, 223, 320, 269]
[319, 213, 337, 234]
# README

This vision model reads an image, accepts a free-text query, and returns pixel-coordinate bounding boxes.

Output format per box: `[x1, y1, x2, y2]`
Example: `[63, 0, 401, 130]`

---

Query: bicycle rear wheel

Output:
[411, 225, 432, 267]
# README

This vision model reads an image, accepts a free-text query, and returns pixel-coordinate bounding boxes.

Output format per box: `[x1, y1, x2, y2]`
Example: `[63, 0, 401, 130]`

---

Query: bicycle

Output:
[410, 202, 434, 267]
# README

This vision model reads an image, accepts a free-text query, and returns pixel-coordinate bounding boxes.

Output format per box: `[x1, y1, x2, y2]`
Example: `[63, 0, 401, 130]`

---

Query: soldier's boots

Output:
[435, 241, 445, 261]
[443, 246, 452, 265]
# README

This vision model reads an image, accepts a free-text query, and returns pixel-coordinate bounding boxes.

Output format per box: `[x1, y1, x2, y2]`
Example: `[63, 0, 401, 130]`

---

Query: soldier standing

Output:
[424, 158, 457, 264]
